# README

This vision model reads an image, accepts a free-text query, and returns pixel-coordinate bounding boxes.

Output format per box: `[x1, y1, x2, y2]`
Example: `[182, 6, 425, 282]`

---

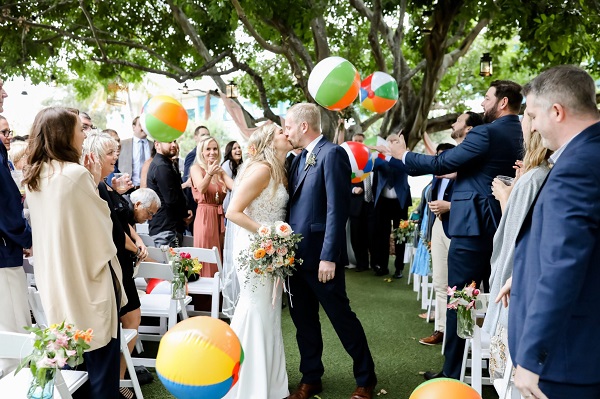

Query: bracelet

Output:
[135, 247, 142, 256]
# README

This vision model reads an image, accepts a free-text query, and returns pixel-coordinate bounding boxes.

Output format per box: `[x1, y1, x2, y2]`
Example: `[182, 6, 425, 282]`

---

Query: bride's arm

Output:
[225, 163, 270, 233]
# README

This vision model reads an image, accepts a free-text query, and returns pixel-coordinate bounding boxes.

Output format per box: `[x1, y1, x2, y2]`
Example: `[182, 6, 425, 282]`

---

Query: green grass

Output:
[140, 264, 499, 399]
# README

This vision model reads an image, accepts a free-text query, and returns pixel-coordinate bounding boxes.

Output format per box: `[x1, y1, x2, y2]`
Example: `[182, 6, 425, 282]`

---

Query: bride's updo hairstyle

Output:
[238, 122, 287, 191]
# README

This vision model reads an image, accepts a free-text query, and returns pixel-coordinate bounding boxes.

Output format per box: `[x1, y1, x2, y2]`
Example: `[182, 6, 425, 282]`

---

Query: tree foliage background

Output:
[1, 0, 598, 147]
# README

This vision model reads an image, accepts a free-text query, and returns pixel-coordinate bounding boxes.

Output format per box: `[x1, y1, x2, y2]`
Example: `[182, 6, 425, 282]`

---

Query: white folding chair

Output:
[136, 261, 192, 341]
[27, 287, 48, 328]
[146, 246, 167, 263]
[460, 293, 492, 394]
[135, 223, 149, 234]
[0, 332, 88, 398]
[138, 233, 156, 248]
[120, 326, 144, 399]
[175, 247, 224, 319]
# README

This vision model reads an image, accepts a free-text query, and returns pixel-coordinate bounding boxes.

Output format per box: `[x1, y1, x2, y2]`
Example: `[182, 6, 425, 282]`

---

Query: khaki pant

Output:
[431, 218, 450, 333]
[0, 266, 31, 374]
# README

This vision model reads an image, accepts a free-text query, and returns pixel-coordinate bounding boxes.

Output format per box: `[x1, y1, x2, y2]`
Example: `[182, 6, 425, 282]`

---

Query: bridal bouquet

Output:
[447, 281, 480, 339]
[16, 322, 92, 398]
[238, 221, 303, 286]
[393, 219, 416, 243]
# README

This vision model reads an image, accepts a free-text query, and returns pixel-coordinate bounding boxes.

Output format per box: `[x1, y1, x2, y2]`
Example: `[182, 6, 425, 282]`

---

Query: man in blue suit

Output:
[286, 103, 376, 399]
[509, 66, 600, 399]
[382, 80, 524, 380]
[372, 133, 412, 278]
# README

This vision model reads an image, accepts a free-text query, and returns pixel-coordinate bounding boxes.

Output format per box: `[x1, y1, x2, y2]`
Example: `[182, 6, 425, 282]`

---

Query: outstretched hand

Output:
[389, 134, 408, 159]
[207, 159, 221, 177]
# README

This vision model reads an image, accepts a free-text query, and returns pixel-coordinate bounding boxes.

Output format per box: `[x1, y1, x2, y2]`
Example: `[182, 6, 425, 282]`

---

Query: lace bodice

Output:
[243, 178, 288, 226]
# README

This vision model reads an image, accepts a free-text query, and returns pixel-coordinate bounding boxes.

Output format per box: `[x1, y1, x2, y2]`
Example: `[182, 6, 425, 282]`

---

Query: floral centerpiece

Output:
[238, 221, 303, 303]
[447, 281, 480, 339]
[393, 219, 416, 243]
[166, 248, 203, 300]
[16, 322, 92, 399]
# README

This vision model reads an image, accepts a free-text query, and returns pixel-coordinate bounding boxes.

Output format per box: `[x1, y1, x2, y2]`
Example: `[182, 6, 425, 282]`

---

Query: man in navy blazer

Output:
[508, 66, 600, 399]
[383, 80, 524, 380]
[372, 133, 412, 278]
[286, 103, 376, 399]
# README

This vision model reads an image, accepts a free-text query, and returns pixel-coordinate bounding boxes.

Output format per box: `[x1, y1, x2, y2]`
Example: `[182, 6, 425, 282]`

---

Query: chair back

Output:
[136, 262, 174, 281]
[0, 331, 34, 360]
[138, 233, 156, 248]
[175, 247, 222, 274]
[147, 247, 167, 263]
[475, 293, 490, 318]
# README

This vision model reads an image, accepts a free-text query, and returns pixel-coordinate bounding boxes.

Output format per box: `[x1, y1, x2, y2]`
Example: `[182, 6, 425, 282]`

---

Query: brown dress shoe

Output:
[350, 385, 375, 399]
[419, 330, 444, 346]
[287, 382, 323, 399]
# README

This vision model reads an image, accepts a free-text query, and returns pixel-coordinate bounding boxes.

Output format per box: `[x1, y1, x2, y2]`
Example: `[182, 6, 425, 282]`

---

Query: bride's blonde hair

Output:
[238, 123, 287, 192]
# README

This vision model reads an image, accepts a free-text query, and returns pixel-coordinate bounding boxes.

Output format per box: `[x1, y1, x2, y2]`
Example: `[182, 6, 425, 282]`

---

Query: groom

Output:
[285, 103, 376, 399]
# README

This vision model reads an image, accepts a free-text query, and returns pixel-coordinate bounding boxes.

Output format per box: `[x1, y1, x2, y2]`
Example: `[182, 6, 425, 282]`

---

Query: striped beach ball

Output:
[410, 378, 481, 399]
[341, 141, 374, 183]
[360, 72, 399, 113]
[156, 317, 243, 399]
[140, 95, 188, 142]
[308, 56, 361, 111]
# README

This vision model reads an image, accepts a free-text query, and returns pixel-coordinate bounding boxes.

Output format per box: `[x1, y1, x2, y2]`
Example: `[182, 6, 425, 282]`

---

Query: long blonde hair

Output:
[195, 135, 225, 186]
[521, 112, 552, 173]
[238, 123, 287, 191]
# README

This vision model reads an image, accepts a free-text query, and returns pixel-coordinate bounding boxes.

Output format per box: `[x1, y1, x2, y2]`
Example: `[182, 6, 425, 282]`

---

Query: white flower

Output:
[304, 153, 317, 171]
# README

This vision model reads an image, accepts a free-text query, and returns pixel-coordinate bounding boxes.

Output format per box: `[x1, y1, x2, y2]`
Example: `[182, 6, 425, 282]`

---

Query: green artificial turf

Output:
[139, 266, 499, 399]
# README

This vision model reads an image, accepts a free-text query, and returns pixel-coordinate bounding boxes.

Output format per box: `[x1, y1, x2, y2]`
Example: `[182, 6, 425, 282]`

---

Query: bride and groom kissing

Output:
[222, 103, 377, 399]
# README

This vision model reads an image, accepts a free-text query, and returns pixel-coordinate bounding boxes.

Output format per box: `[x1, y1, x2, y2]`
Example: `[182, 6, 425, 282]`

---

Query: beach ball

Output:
[308, 56, 361, 111]
[341, 141, 374, 183]
[360, 72, 399, 113]
[410, 378, 481, 399]
[140, 95, 188, 142]
[156, 316, 243, 399]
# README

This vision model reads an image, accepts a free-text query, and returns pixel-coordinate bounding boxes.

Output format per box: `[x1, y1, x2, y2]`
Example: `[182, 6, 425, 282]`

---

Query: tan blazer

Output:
[26, 161, 126, 350]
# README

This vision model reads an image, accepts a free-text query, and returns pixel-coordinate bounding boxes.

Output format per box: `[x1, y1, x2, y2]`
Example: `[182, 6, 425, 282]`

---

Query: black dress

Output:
[98, 182, 141, 315]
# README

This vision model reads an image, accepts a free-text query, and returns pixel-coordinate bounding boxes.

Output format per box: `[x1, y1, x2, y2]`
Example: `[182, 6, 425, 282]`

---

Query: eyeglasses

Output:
[145, 208, 156, 218]
[0, 129, 13, 137]
[82, 123, 96, 131]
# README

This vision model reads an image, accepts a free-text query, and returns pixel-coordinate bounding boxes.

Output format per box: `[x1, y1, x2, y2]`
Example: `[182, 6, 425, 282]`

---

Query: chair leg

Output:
[460, 337, 470, 383]
[55, 370, 73, 399]
[120, 328, 144, 399]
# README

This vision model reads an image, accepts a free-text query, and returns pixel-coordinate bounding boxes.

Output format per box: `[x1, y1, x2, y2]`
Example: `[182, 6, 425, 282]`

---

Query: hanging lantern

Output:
[479, 53, 493, 77]
[226, 80, 238, 98]
[107, 80, 127, 106]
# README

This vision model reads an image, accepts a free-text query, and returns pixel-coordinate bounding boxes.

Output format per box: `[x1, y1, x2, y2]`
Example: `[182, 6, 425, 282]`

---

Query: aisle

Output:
[139, 261, 499, 398]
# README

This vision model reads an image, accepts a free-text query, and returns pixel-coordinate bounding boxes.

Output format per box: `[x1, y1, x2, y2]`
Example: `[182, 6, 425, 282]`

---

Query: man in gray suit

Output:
[119, 116, 153, 189]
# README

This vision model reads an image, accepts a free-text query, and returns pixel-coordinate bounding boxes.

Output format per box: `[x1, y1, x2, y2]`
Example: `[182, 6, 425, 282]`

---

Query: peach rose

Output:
[257, 225, 271, 237]
[274, 221, 293, 238]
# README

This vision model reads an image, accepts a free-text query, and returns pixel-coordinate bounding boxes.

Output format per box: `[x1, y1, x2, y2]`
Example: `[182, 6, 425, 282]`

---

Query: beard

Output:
[451, 128, 465, 140]
[483, 102, 500, 123]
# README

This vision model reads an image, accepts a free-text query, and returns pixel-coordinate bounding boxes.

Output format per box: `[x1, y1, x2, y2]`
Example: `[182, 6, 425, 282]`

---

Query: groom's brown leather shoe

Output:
[350, 384, 376, 399]
[287, 382, 323, 399]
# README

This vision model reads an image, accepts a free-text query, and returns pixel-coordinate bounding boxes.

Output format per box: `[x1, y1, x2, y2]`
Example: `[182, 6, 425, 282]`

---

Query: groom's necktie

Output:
[296, 149, 307, 179]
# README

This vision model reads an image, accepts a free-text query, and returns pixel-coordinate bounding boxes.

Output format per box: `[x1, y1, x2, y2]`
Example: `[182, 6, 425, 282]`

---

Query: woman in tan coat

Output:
[23, 107, 126, 399]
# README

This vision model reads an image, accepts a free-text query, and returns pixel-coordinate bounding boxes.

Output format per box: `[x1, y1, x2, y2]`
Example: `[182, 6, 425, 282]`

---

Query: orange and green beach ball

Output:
[410, 378, 481, 399]
[140, 95, 188, 142]
[155, 317, 243, 399]
[308, 56, 361, 111]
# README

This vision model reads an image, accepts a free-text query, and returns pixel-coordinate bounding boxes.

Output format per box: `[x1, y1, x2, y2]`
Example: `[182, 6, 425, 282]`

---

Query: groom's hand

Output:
[319, 260, 336, 283]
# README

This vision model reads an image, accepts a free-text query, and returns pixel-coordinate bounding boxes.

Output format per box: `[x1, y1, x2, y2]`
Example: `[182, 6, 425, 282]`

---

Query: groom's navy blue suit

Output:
[288, 136, 376, 387]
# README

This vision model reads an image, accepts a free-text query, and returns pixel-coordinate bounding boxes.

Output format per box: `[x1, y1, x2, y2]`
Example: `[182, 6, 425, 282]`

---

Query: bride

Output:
[222, 123, 293, 399]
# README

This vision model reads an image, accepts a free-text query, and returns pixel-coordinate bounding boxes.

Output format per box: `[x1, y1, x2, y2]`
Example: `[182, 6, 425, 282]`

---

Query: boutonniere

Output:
[304, 153, 317, 171]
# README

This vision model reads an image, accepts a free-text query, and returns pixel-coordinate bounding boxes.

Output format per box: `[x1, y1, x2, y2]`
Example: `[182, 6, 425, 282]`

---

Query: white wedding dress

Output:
[223, 178, 290, 399]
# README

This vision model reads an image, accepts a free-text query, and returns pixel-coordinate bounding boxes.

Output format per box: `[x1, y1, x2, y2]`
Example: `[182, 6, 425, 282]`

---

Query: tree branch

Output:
[229, 0, 285, 54]
[400, 59, 426, 85]
[3, 15, 187, 75]
[444, 18, 489, 68]
[78, 0, 107, 60]
[349, 0, 394, 48]
[360, 112, 386, 132]
[230, 56, 279, 122]
[308, 1, 330, 62]
[367, 0, 386, 71]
